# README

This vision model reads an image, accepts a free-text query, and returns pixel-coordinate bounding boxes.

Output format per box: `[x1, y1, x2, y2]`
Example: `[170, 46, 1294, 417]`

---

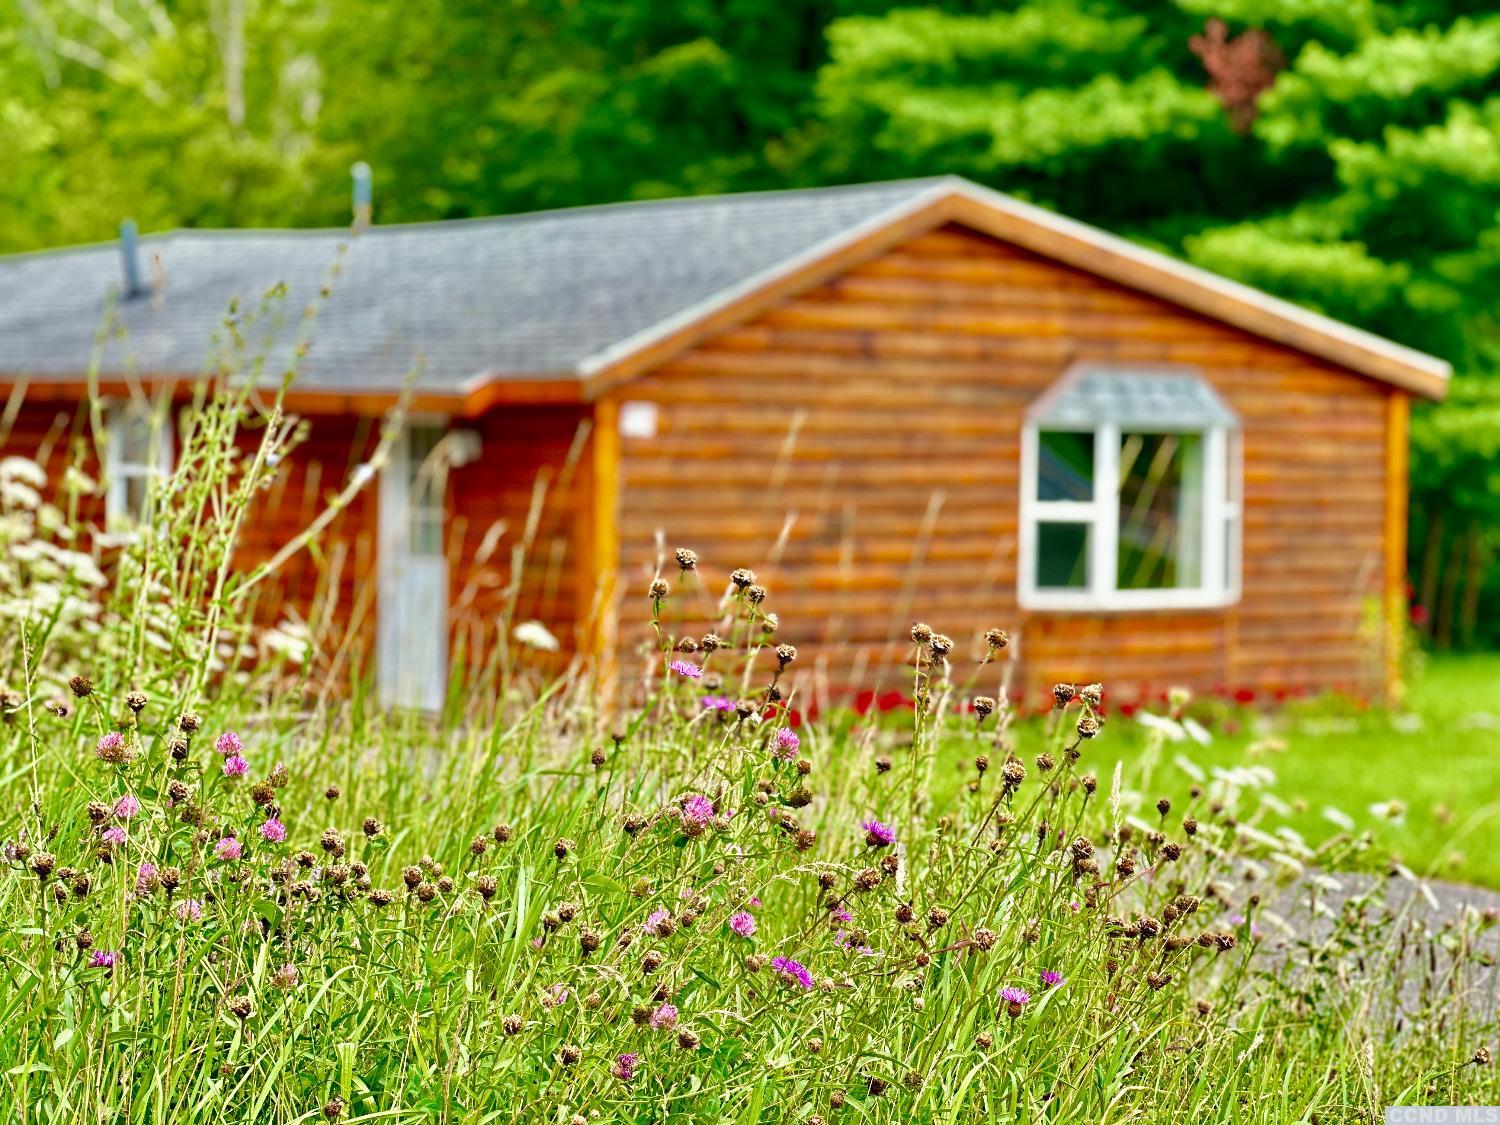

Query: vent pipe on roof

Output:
[119, 219, 144, 298]
[351, 162, 372, 232]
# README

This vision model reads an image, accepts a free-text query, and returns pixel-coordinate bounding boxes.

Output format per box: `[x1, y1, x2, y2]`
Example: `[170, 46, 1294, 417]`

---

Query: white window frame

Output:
[104, 401, 174, 524]
[1019, 419, 1242, 612]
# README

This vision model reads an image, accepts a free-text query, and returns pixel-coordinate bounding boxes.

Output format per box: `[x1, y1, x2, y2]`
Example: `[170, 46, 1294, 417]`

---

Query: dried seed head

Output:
[971, 927, 998, 951]
[322, 1097, 344, 1121]
[976, 1031, 994, 1050]
[676, 1029, 701, 1050]
[125, 691, 148, 713]
[675, 637, 699, 654]
[502, 1014, 524, 1036]
[228, 995, 254, 1020]
[875, 756, 892, 774]
[1161, 841, 1182, 862]
[1182, 817, 1198, 836]
[1076, 714, 1100, 740]
[928, 634, 954, 658]
[1475, 1046, 1491, 1066]
[368, 888, 394, 907]
[700, 633, 724, 652]
[774, 644, 798, 669]
[475, 875, 498, 901]
[1035, 752, 1055, 772]
[1053, 683, 1077, 708]
[730, 568, 756, 589]
[793, 828, 817, 852]
[415, 882, 437, 903]
[493, 823, 513, 843]
[674, 547, 698, 571]
[30, 852, 56, 879]
[973, 696, 996, 719]
[910, 622, 933, 645]
[68, 675, 93, 699]
[648, 578, 670, 601]
[1079, 683, 1103, 707]
[560, 1044, 582, 1066]
[927, 907, 949, 929]
[745, 584, 767, 605]
[553, 837, 574, 860]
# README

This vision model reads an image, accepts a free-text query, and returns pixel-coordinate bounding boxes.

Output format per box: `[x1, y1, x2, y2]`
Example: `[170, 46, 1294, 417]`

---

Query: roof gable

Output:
[0, 177, 1449, 407]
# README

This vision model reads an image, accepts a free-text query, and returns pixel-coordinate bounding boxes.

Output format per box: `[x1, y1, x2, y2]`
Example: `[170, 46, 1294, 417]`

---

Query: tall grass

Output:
[0, 384, 1496, 1124]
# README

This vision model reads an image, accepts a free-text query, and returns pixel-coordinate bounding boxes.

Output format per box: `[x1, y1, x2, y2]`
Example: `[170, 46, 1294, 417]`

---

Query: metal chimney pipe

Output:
[351, 162, 373, 231]
[119, 219, 144, 298]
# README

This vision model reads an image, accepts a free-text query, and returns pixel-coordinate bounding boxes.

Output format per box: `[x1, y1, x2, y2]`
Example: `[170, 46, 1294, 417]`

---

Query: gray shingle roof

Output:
[0, 178, 946, 394]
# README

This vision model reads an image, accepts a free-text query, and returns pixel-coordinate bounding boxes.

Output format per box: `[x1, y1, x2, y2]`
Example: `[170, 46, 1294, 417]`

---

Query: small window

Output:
[405, 424, 446, 557]
[105, 402, 174, 524]
[1020, 366, 1241, 611]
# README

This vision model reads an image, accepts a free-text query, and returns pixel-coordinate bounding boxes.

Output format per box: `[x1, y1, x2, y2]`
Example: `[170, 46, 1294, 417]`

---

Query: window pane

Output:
[1036, 522, 1090, 589]
[1036, 431, 1093, 502]
[1117, 432, 1204, 590]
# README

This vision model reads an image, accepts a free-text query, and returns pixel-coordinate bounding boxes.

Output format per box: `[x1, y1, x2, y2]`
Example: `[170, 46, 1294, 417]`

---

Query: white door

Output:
[378, 423, 449, 709]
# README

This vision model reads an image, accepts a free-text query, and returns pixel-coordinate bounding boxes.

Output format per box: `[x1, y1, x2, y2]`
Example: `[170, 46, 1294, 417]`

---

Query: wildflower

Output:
[1040, 970, 1065, 989]
[222, 755, 249, 778]
[862, 819, 896, 848]
[649, 1003, 678, 1030]
[174, 899, 204, 923]
[512, 620, 560, 652]
[259, 818, 287, 844]
[668, 660, 702, 680]
[89, 950, 119, 972]
[214, 731, 243, 756]
[95, 731, 128, 764]
[135, 864, 160, 896]
[611, 1053, 639, 1082]
[999, 986, 1030, 1017]
[101, 826, 127, 846]
[770, 956, 815, 990]
[701, 695, 736, 712]
[771, 727, 799, 761]
[681, 794, 715, 829]
[729, 911, 756, 938]
[644, 909, 673, 937]
[112, 794, 141, 819]
[214, 836, 242, 861]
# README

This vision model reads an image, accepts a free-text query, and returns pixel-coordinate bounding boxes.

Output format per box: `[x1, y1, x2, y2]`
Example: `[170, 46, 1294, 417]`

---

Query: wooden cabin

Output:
[0, 177, 1450, 709]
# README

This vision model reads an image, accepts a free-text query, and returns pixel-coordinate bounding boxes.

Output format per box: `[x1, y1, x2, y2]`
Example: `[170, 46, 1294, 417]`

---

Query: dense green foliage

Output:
[3, 0, 1498, 642]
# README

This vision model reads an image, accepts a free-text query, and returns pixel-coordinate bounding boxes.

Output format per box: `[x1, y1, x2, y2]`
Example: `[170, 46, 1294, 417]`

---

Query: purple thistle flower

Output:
[1040, 970, 1065, 988]
[729, 911, 756, 938]
[222, 755, 249, 778]
[101, 826, 127, 846]
[771, 728, 799, 761]
[649, 1003, 678, 1030]
[174, 898, 204, 922]
[214, 836, 242, 861]
[214, 731, 242, 756]
[89, 949, 119, 972]
[1000, 986, 1031, 1017]
[681, 794, 715, 828]
[542, 983, 570, 1008]
[830, 905, 853, 924]
[668, 660, 702, 680]
[113, 794, 140, 819]
[95, 732, 125, 759]
[861, 819, 896, 848]
[644, 908, 671, 936]
[611, 1052, 638, 1082]
[770, 956, 815, 990]
[259, 818, 286, 844]
[134, 863, 159, 896]
[701, 695, 736, 711]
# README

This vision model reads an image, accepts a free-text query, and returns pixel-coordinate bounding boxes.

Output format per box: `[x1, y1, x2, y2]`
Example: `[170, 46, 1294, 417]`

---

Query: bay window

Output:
[1019, 365, 1240, 610]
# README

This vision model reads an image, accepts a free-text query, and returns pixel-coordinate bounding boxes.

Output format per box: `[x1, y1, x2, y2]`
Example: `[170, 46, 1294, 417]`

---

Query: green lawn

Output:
[936, 654, 1500, 888]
